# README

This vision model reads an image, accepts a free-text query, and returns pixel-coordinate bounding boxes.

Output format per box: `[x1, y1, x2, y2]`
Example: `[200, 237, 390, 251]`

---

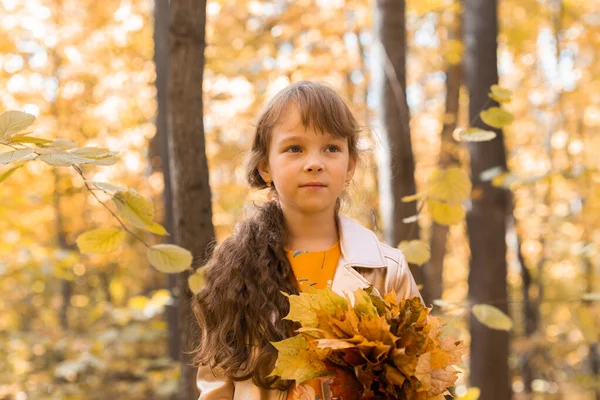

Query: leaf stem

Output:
[72, 165, 150, 248]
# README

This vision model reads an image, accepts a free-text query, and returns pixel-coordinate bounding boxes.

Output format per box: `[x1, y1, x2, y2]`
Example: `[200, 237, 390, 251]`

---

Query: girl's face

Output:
[258, 105, 356, 216]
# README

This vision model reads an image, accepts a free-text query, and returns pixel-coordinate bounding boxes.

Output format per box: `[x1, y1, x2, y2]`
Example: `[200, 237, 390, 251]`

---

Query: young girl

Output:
[193, 81, 422, 400]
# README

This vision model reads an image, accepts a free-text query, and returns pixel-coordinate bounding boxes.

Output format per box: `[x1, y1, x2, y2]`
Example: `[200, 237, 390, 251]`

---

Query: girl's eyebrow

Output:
[278, 135, 345, 145]
[278, 135, 305, 144]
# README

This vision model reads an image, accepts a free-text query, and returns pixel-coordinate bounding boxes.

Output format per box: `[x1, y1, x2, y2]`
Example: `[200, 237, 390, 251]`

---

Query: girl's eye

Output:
[286, 145, 301, 153]
[326, 145, 341, 152]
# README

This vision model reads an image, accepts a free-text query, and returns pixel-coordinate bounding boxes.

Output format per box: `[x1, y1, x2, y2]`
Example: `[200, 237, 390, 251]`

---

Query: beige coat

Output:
[197, 214, 423, 400]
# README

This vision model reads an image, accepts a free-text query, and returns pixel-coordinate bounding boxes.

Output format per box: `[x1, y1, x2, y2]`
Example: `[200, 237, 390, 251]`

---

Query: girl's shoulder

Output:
[337, 214, 406, 267]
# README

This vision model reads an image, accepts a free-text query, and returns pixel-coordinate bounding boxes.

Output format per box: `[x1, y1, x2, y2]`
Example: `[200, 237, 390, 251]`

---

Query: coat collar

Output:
[336, 214, 386, 268]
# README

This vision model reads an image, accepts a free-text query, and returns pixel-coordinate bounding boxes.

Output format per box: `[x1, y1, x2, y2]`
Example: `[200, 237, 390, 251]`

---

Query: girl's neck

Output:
[281, 203, 339, 252]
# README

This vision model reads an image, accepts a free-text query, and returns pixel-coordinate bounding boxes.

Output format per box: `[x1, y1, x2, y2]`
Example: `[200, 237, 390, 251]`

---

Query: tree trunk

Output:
[153, 0, 180, 363]
[464, 0, 511, 398]
[168, 1, 212, 399]
[423, 7, 462, 306]
[374, 0, 424, 290]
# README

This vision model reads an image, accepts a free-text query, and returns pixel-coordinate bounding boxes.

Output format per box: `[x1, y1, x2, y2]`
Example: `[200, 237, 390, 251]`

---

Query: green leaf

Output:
[0, 148, 35, 165]
[0, 165, 22, 183]
[0, 111, 35, 138]
[147, 244, 193, 273]
[472, 304, 513, 331]
[268, 335, 329, 385]
[76, 228, 126, 254]
[112, 189, 154, 228]
[480, 107, 514, 129]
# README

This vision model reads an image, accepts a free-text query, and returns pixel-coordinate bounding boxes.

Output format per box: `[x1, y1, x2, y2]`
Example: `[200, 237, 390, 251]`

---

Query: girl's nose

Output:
[304, 159, 324, 172]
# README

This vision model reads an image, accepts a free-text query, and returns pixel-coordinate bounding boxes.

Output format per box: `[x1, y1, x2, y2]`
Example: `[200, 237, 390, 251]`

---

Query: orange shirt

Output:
[284, 240, 340, 400]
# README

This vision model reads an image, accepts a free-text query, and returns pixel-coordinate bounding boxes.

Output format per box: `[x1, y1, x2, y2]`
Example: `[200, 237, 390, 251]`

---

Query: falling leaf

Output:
[397, 240, 431, 266]
[428, 167, 472, 204]
[480, 107, 514, 129]
[428, 199, 466, 226]
[472, 304, 513, 331]
[457, 128, 497, 142]
[402, 214, 420, 224]
[582, 293, 600, 302]
[188, 269, 205, 294]
[401, 192, 426, 202]
[479, 166, 504, 181]
[442, 39, 464, 65]
[488, 85, 513, 103]
[572, 306, 599, 343]
[458, 387, 481, 400]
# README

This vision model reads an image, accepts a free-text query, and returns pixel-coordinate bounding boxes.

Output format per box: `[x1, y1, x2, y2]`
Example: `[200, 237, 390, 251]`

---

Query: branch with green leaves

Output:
[0, 110, 193, 275]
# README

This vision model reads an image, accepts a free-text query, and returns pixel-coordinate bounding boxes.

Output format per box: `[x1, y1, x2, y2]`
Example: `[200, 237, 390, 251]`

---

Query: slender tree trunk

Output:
[54, 171, 73, 330]
[168, 1, 211, 399]
[464, 0, 511, 397]
[515, 219, 538, 393]
[153, 0, 179, 363]
[374, 0, 424, 290]
[423, 8, 462, 306]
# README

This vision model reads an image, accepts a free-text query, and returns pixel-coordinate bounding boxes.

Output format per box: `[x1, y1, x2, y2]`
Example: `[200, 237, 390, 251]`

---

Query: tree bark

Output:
[374, 0, 424, 290]
[168, 1, 212, 399]
[423, 8, 462, 306]
[153, 0, 180, 364]
[464, 0, 511, 397]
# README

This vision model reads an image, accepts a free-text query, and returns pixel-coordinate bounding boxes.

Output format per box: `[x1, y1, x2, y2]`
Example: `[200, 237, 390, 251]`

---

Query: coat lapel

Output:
[330, 214, 387, 301]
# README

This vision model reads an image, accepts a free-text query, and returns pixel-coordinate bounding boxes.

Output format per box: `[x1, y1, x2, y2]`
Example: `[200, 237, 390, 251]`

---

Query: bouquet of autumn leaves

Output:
[268, 287, 467, 400]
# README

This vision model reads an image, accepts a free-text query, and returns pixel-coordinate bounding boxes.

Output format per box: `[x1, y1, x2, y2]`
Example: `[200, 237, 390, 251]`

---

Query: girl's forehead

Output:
[273, 105, 332, 136]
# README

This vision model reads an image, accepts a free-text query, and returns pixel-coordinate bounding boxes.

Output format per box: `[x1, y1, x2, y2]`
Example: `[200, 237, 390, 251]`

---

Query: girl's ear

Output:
[258, 161, 272, 183]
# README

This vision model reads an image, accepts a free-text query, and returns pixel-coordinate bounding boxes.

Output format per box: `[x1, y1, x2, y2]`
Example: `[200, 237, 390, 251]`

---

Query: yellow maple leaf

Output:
[268, 335, 329, 385]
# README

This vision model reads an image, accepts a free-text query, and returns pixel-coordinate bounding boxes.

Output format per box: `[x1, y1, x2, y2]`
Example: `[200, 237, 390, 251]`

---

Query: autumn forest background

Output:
[1, 0, 599, 399]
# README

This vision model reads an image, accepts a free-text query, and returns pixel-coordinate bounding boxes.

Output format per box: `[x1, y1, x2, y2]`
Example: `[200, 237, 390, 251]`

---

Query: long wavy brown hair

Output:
[192, 81, 362, 390]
